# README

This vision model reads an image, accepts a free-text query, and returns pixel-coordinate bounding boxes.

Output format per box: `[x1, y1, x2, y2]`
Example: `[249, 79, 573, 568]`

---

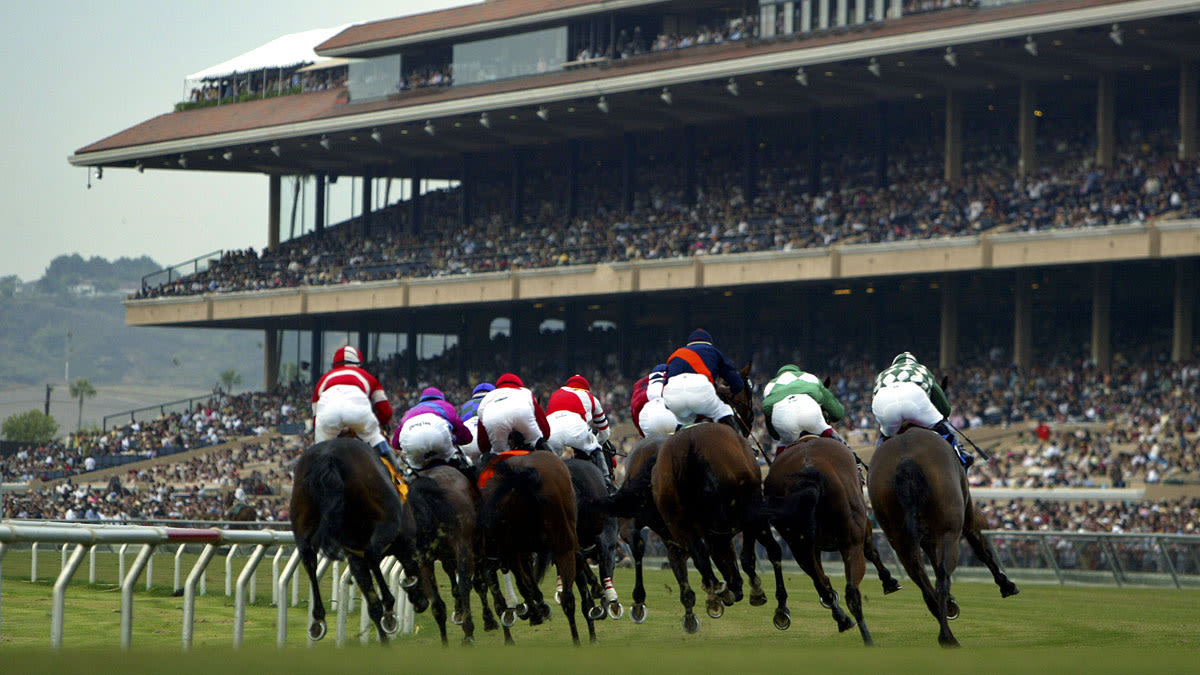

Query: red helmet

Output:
[496, 372, 524, 388]
[566, 374, 590, 391]
[333, 345, 361, 366]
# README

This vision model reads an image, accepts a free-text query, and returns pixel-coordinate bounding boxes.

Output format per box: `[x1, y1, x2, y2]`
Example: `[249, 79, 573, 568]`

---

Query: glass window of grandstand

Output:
[348, 54, 401, 101]
[452, 27, 567, 86]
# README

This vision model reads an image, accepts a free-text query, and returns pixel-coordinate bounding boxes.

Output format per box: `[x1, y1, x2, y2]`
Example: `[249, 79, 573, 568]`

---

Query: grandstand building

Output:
[71, 0, 1200, 388]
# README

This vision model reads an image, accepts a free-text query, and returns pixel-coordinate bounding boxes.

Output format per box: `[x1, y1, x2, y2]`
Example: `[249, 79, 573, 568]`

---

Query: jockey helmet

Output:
[687, 329, 713, 345]
[891, 351, 918, 366]
[333, 345, 361, 367]
[651, 363, 667, 374]
[566, 374, 590, 391]
[418, 387, 444, 402]
[496, 373, 524, 388]
[471, 382, 495, 397]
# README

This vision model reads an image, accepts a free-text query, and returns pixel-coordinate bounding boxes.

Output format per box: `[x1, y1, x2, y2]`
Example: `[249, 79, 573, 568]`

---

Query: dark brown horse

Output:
[763, 436, 902, 645]
[403, 464, 497, 645]
[478, 450, 596, 645]
[867, 427, 1020, 647]
[561, 458, 622, 620]
[290, 437, 409, 643]
[606, 435, 668, 624]
[651, 366, 788, 633]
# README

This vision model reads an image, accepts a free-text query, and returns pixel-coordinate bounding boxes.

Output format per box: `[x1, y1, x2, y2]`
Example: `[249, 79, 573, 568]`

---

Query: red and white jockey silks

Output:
[476, 375, 550, 454]
[546, 384, 610, 455]
[311, 365, 392, 446]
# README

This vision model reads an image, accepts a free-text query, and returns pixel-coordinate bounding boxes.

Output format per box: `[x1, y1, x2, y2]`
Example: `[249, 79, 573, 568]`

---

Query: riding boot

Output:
[374, 441, 405, 477]
[716, 415, 741, 434]
[932, 420, 973, 469]
[534, 437, 553, 453]
[590, 450, 617, 494]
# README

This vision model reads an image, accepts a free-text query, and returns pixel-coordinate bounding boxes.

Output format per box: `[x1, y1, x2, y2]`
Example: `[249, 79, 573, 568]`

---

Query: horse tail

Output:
[306, 452, 347, 561]
[407, 474, 456, 540]
[682, 441, 724, 523]
[479, 461, 545, 536]
[894, 457, 928, 545]
[763, 467, 823, 543]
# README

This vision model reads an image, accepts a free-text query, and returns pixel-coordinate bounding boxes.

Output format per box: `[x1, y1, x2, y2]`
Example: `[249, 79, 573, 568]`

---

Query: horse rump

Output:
[304, 448, 349, 560]
[763, 466, 824, 544]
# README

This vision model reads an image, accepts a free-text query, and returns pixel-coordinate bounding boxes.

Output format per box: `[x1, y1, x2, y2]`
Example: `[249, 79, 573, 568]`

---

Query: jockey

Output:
[663, 329, 746, 434]
[546, 374, 613, 485]
[312, 345, 399, 470]
[477, 373, 552, 455]
[761, 365, 847, 452]
[393, 387, 473, 471]
[871, 351, 973, 468]
[630, 363, 676, 438]
[458, 382, 494, 464]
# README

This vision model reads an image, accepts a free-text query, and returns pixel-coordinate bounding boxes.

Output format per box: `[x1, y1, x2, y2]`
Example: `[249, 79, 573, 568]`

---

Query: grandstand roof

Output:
[71, 0, 1200, 178]
[186, 25, 352, 84]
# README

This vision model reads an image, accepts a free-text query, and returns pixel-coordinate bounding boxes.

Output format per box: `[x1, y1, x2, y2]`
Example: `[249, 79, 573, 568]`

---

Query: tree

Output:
[218, 369, 243, 394]
[0, 274, 19, 298]
[69, 378, 96, 431]
[2, 410, 59, 444]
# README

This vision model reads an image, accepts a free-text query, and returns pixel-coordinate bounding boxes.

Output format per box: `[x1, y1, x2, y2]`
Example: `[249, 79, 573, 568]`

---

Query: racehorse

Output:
[561, 458, 623, 621]
[651, 364, 788, 633]
[763, 436, 902, 645]
[403, 464, 495, 645]
[605, 435, 669, 624]
[477, 449, 596, 645]
[223, 489, 257, 526]
[867, 427, 1020, 647]
[290, 437, 408, 643]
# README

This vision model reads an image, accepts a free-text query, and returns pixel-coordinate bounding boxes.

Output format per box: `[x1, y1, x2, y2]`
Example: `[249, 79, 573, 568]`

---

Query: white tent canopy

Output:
[185, 25, 353, 84]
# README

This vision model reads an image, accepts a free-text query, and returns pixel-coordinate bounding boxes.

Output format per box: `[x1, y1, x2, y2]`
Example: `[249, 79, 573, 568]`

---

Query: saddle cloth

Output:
[477, 450, 531, 490]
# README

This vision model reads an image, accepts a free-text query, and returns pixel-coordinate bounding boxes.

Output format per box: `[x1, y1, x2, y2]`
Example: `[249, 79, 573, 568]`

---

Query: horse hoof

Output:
[682, 614, 700, 634]
[462, 635, 475, 647]
[608, 601, 624, 620]
[883, 579, 902, 595]
[721, 588, 738, 606]
[946, 599, 960, 621]
[501, 609, 517, 628]
[483, 617, 499, 632]
[451, 610, 465, 626]
[706, 598, 725, 619]
[381, 612, 400, 635]
[748, 588, 767, 607]
[630, 603, 647, 624]
[401, 576, 419, 589]
[588, 605, 605, 621]
[819, 590, 839, 610]
[1001, 582, 1021, 598]
[773, 608, 791, 631]
[539, 602, 552, 619]
[837, 616, 856, 633]
[515, 602, 529, 619]
[308, 620, 327, 641]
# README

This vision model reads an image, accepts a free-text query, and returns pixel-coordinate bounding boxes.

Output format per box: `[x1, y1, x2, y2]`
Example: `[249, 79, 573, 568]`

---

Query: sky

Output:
[0, 0, 472, 282]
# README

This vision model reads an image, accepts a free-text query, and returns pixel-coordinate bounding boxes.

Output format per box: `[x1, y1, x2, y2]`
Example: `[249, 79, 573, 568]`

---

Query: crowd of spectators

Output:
[132, 117, 1200, 300]
[183, 66, 348, 108]
[979, 497, 1200, 535]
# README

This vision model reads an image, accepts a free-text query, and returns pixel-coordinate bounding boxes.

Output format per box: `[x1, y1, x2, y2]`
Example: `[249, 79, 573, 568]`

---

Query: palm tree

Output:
[69, 378, 96, 431]
[218, 369, 243, 394]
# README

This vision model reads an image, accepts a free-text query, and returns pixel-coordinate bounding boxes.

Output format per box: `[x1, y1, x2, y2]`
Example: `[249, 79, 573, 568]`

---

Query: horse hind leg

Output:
[572, 551, 598, 643]
[792, 538, 854, 632]
[864, 530, 902, 594]
[347, 556, 389, 644]
[752, 523, 789, 628]
[298, 544, 329, 641]
[708, 533, 742, 608]
[471, 563, 500, 631]
[924, 534, 961, 648]
[453, 545, 477, 645]
[630, 523, 649, 623]
[369, 559, 399, 635]
[962, 513, 1020, 598]
[420, 559, 450, 646]
[842, 545, 873, 646]
[665, 542, 700, 633]
[483, 562, 515, 645]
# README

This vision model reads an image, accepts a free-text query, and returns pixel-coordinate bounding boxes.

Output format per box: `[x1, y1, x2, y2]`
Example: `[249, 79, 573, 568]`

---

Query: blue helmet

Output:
[687, 329, 713, 345]
[471, 382, 495, 398]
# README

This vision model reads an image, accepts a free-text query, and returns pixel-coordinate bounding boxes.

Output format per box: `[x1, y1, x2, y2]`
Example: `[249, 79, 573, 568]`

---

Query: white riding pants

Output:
[397, 412, 455, 469]
[872, 381, 944, 437]
[479, 391, 543, 453]
[663, 372, 734, 426]
[313, 385, 385, 447]
[770, 394, 832, 444]
[638, 398, 678, 438]
[547, 410, 600, 455]
[460, 416, 482, 463]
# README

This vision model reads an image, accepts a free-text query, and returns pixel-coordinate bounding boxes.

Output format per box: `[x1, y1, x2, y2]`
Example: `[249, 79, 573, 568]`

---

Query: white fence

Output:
[0, 521, 414, 649]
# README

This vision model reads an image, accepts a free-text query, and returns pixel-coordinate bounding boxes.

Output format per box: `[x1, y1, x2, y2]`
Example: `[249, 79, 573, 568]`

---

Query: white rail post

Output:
[272, 546, 286, 606]
[120, 544, 156, 649]
[61, 542, 68, 569]
[118, 543, 128, 582]
[276, 548, 303, 647]
[89, 546, 97, 585]
[30, 542, 38, 582]
[292, 567, 299, 606]
[225, 544, 240, 596]
[146, 548, 154, 590]
[51, 544, 89, 648]
[330, 559, 341, 607]
[174, 544, 185, 592]
[335, 565, 354, 647]
[182, 544, 218, 651]
[233, 544, 268, 648]
[0, 542, 8, 638]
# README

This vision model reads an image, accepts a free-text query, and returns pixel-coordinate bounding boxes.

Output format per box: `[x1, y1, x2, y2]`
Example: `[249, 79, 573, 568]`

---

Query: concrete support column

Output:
[360, 172, 373, 238]
[267, 174, 281, 252]
[314, 174, 326, 237]
[1096, 73, 1115, 168]
[622, 132, 636, 213]
[264, 328, 279, 391]
[683, 125, 697, 206]
[835, 0, 848, 26]
[742, 118, 758, 204]
[873, 0, 884, 21]
[357, 326, 370, 362]
[406, 322, 418, 383]
[1091, 265, 1112, 372]
[508, 305, 522, 373]
[1013, 271, 1032, 371]
[564, 302, 580, 375]
[1182, 61, 1197, 159]
[800, 0, 813, 32]
[618, 300, 633, 378]
[855, 0, 867, 24]
[511, 150, 524, 228]
[808, 109, 821, 196]
[310, 323, 324, 380]
[1018, 81, 1037, 177]
[875, 100, 888, 188]
[889, 0, 902, 19]
[939, 277, 958, 370]
[782, 2, 795, 34]
[944, 89, 963, 182]
[818, 0, 830, 30]
[1174, 259, 1196, 362]
[460, 155, 473, 227]
[409, 167, 423, 234]
[760, 3, 777, 38]
[566, 140, 580, 219]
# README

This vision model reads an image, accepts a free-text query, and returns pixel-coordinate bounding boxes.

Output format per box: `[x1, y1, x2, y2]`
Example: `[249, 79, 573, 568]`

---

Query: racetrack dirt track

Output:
[2, 553, 1198, 672]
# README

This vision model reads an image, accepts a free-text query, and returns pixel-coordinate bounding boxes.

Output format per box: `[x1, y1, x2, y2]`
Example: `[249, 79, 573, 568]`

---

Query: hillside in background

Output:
[0, 255, 263, 389]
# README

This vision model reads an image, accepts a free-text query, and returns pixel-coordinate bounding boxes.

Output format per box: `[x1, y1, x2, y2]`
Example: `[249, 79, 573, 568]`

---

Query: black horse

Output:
[867, 427, 1020, 647]
[562, 458, 623, 620]
[605, 435, 669, 624]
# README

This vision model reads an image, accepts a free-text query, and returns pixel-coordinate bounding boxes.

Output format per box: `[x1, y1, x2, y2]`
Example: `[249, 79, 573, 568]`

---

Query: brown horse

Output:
[403, 464, 497, 645]
[763, 436, 902, 645]
[290, 437, 409, 643]
[478, 450, 596, 645]
[651, 365, 788, 633]
[606, 435, 669, 624]
[867, 427, 1020, 647]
